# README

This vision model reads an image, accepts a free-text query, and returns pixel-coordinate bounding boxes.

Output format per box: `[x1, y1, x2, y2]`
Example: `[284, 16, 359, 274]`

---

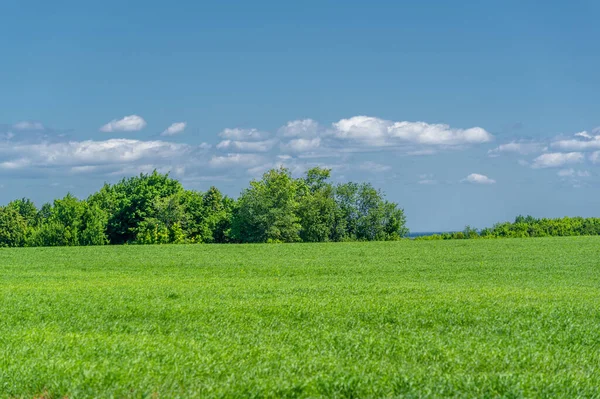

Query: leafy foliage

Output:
[416, 215, 600, 240]
[0, 168, 409, 246]
[0, 207, 28, 247]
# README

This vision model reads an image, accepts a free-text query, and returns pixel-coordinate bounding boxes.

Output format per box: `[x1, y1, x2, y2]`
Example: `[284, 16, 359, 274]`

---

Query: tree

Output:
[231, 167, 302, 243]
[0, 207, 27, 247]
[298, 167, 337, 242]
[51, 193, 84, 246]
[7, 198, 38, 226]
[89, 171, 184, 244]
[80, 203, 108, 246]
[334, 182, 408, 241]
[202, 187, 233, 243]
[0, 168, 411, 246]
[334, 182, 360, 240]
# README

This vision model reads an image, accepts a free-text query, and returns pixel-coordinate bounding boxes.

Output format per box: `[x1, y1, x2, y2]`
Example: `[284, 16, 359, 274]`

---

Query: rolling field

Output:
[1, 238, 600, 398]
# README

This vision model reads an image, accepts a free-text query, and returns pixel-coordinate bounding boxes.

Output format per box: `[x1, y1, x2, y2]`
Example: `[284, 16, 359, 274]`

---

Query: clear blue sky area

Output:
[1, 0, 599, 231]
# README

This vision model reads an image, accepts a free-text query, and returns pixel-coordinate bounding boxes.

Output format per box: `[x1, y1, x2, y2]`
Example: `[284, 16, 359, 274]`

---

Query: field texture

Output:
[1, 238, 600, 398]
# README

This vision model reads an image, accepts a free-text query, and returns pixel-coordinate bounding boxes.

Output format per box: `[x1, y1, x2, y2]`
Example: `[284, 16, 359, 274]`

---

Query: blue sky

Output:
[1, 0, 599, 231]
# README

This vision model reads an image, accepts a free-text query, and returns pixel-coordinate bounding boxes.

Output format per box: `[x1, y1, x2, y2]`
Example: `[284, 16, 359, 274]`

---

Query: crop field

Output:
[1, 238, 600, 398]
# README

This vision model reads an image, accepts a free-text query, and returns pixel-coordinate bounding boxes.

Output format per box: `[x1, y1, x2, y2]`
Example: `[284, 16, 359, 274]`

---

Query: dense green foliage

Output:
[416, 215, 600, 240]
[1, 238, 600, 397]
[0, 168, 407, 247]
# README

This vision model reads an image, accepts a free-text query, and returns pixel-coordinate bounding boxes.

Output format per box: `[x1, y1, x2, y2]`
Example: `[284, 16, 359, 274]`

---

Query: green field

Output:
[1, 238, 600, 398]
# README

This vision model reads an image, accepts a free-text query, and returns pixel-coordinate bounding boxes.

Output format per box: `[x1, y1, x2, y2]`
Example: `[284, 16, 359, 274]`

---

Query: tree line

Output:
[0, 167, 408, 247]
[416, 215, 600, 240]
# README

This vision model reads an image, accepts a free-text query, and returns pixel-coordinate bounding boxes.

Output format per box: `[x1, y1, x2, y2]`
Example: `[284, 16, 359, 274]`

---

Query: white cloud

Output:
[551, 136, 600, 151]
[161, 122, 187, 136]
[208, 153, 265, 169]
[388, 122, 492, 145]
[418, 179, 437, 185]
[462, 173, 496, 184]
[591, 151, 600, 164]
[219, 128, 268, 141]
[280, 138, 321, 153]
[0, 139, 193, 174]
[488, 141, 547, 156]
[13, 121, 45, 131]
[531, 152, 584, 169]
[358, 161, 391, 173]
[549, 130, 600, 152]
[332, 116, 390, 144]
[100, 115, 147, 132]
[279, 119, 320, 138]
[216, 139, 276, 152]
[575, 131, 593, 139]
[332, 116, 492, 146]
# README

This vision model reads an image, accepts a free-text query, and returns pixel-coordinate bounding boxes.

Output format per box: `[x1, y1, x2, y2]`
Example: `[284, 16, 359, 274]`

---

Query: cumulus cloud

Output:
[280, 138, 321, 153]
[488, 141, 547, 156]
[13, 121, 45, 131]
[208, 153, 265, 169]
[100, 115, 147, 132]
[216, 139, 276, 152]
[0, 138, 212, 179]
[219, 128, 268, 141]
[551, 135, 600, 151]
[462, 173, 496, 184]
[0, 139, 189, 170]
[591, 151, 600, 164]
[278, 119, 320, 138]
[332, 116, 492, 147]
[547, 129, 600, 153]
[0, 115, 498, 182]
[531, 152, 584, 168]
[161, 122, 187, 136]
[236, 116, 494, 158]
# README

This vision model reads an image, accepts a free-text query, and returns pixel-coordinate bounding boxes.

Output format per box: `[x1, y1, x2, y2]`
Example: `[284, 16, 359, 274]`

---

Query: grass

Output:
[1, 238, 600, 398]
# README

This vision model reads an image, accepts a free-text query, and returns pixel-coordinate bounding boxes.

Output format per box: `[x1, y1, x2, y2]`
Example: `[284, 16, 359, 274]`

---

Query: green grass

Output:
[1, 238, 600, 398]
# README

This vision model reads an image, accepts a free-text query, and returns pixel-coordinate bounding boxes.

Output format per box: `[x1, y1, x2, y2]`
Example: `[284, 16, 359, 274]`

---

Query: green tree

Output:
[80, 203, 108, 246]
[89, 171, 184, 244]
[51, 193, 84, 246]
[7, 198, 38, 226]
[334, 182, 408, 241]
[231, 167, 302, 243]
[202, 187, 233, 243]
[298, 167, 337, 242]
[0, 207, 28, 247]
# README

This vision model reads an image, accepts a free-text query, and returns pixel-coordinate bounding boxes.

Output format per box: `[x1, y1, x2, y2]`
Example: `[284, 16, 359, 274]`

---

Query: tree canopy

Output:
[0, 168, 409, 247]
